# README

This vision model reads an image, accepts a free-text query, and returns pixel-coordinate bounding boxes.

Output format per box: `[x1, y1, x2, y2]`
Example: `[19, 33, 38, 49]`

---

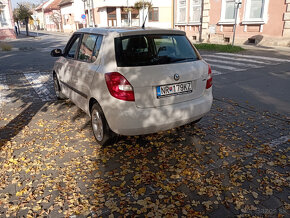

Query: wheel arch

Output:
[89, 97, 99, 114]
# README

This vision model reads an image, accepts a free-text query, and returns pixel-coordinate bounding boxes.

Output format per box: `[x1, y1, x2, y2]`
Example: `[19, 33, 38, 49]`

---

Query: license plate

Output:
[156, 81, 192, 98]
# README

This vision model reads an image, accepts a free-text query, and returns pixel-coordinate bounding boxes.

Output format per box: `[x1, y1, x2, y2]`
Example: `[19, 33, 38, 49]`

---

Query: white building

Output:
[0, 0, 15, 40]
[59, 0, 85, 33]
[92, 0, 173, 28]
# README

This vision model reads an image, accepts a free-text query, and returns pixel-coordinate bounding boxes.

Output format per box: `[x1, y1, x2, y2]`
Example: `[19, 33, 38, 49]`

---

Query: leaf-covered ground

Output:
[1, 97, 289, 217]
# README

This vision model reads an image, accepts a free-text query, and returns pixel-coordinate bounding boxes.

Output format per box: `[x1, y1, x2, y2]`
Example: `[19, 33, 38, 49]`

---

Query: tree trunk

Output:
[25, 18, 29, 36]
[17, 21, 20, 35]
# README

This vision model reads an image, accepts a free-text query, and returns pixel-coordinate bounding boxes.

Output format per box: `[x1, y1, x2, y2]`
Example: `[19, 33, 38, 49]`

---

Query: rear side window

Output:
[78, 34, 103, 62]
[115, 35, 198, 67]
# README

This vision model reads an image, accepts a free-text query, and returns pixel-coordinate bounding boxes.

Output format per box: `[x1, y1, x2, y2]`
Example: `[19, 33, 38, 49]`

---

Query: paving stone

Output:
[261, 195, 283, 209]
[209, 205, 234, 218]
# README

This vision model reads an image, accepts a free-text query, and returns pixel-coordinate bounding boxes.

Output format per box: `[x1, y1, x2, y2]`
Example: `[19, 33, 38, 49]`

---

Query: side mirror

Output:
[50, 49, 63, 57]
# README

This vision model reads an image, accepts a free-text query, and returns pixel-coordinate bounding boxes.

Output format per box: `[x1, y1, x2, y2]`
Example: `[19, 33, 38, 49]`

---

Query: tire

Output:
[53, 73, 66, 100]
[91, 102, 116, 146]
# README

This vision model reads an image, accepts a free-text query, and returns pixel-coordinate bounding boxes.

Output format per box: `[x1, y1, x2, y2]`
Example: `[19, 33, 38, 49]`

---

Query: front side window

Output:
[115, 35, 198, 67]
[149, 7, 159, 22]
[92, 35, 103, 62]
[65, 34, 81, 58]
[78, 34, 98, 62]
[177, 0, 187, 23]
[189, 0, 201, 23]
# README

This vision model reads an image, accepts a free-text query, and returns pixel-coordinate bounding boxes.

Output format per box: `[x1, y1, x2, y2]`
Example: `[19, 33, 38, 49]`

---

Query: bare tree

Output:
[50, 11, 62, 31]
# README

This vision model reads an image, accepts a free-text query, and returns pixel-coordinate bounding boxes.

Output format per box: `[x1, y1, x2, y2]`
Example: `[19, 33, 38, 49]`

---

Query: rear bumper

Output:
[105, 90, 213, 135]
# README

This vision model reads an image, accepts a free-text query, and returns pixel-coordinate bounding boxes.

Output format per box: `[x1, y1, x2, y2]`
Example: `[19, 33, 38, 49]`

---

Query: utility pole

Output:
[142, 0, 145, 25]
[91, 0, 95, 27]
[87, 0, 91, 27]
[232, 0, 242, 46]
[199, 0, 204, 42]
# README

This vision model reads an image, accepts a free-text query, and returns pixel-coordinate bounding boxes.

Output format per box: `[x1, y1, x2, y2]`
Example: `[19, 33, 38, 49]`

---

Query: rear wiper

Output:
[170, 57, 196, 63]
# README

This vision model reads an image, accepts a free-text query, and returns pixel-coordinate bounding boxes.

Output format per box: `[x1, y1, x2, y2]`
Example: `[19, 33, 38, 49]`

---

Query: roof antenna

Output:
[142, 14, 148, 29]
[142, 0, 152, 29]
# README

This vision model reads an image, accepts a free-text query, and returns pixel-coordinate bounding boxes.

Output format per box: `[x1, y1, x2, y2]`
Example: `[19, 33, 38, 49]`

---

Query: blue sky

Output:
[11, 0, 41, 9]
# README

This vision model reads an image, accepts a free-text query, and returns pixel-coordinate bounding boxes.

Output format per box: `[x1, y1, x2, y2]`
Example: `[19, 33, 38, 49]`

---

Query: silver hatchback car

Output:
[51, 27, 213, 145]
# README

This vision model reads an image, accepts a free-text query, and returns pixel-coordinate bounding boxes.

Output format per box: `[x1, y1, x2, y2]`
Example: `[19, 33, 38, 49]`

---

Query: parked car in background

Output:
[51, 27, 213, 145]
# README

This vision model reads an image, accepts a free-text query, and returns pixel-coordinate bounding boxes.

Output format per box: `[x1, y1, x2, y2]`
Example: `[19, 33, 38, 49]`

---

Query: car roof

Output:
[75, 27, 186, 37]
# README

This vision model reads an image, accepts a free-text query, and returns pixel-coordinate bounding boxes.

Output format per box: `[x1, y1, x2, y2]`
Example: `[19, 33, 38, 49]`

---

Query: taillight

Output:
[206, 65, 213, 89]
[105, 72, 135, 101]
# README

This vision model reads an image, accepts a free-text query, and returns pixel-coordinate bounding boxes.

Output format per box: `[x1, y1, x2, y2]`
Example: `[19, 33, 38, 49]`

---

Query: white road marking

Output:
[217, 52, 290, 62]
[212, 70, 222, 76]
[209, 63, 243, 71]
[24, 72, 55, 102]
[203, 54, 271, 65]
[205, 58, 261, 69]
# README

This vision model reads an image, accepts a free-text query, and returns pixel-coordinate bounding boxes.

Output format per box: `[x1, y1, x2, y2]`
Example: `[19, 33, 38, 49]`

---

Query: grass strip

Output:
[194, 43, 245, 53]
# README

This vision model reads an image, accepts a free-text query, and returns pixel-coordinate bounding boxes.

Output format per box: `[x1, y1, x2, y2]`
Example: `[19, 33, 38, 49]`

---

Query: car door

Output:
[57, 33, 82, 99]
[70, 34, 103, 112]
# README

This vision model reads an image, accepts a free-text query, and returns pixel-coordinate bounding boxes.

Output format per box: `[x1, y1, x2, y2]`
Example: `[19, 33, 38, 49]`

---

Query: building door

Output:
[107, 7, 116, 27]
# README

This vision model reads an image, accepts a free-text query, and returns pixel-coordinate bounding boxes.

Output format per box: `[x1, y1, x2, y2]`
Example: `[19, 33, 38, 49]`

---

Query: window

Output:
[78, 34, 98, 62]
[107, 7, 116, 19]
[65, 34, 81, 58]
[243, 0, 268, 23]
[63, 15, 66, 25]
[0, 4, 7, 27]
[219, 0, 236, 23]
[249, 0, 264, 19]
[92, 35, 103, 62]
[115, 35, 198, 67]
[225, 0, 235, 20]
[189, 0, 201, 23]
[149, 7, 159, 22]
[177, 0, 187, 23]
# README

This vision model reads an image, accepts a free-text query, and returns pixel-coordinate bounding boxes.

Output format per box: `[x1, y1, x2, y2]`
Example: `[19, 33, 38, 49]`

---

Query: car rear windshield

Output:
[114, 34, 198, 67]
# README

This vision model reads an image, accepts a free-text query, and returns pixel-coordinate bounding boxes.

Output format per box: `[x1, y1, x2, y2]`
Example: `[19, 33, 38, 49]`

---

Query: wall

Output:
[92, 0, 172, 28]
[175, 0, 290, 46]
[0, 0, 16, 40]
[61, 4, 76, 32]
[209, 0, 288, 45]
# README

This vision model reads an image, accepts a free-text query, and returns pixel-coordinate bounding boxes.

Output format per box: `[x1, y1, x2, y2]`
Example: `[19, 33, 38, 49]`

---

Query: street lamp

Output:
[232, 0, 242, 46]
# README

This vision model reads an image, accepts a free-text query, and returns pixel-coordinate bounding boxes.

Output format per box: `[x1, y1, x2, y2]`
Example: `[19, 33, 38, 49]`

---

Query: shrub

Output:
[0, 42, 13, 51]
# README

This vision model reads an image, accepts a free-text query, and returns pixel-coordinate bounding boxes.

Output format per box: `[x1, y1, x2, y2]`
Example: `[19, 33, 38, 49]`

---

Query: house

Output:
[174, 0, 290, 46]
[59, 0, 85, 33]
[93, 0, 173, 28]
[43, 0, 63, 31]
[34, 0, 50, 30]
[0, 0, 16, 40]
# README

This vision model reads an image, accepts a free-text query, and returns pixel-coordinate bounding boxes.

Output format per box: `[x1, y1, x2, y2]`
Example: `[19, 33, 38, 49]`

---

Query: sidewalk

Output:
[239, 44, 290, 57]
[14, 29, 71, 39]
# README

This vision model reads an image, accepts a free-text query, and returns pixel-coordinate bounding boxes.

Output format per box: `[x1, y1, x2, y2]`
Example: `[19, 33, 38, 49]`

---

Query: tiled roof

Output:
[44, 0, 62, 12]
[35, 1, 48, 11]
[59, 0, 74, 7]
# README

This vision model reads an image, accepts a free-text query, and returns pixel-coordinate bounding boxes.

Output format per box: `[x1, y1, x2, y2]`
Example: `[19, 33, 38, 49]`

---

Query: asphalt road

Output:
[0, 32, 289, 217]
